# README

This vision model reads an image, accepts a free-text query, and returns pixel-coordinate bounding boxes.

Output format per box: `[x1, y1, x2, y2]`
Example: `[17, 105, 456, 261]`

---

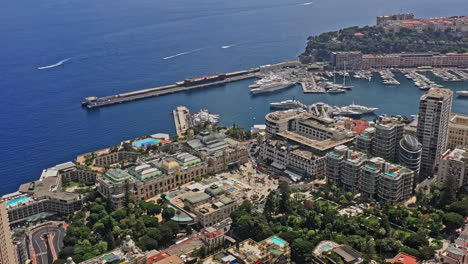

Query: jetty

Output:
[301, 77, 325, 93]
[173, 106, 192, 136]
[82, 69, 259, 109]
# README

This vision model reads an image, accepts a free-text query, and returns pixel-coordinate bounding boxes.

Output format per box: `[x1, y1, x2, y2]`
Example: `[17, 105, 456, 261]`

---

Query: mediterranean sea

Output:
[0, 0, 467, 195]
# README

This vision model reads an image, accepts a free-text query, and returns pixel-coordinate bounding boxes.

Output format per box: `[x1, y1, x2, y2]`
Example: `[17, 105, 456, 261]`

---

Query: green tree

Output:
[443, 212, 464, 231]
[162, 207, 175, 221]
[291, 239, 314, 263]
[405, 232, 428, 249]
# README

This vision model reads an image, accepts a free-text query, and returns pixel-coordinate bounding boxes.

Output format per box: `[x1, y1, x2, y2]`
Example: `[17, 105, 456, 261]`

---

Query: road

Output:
[31, 225, 65, 264]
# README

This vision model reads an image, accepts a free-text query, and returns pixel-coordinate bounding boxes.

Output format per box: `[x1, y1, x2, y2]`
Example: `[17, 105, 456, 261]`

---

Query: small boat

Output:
[456, 91, 468, 97]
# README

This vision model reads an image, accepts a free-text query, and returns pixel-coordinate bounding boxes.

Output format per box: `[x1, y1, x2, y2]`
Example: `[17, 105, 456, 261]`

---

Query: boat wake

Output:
[162, 48, 203, 60]
[37, 58, 71, 70]
[301, 2, 314, 5]
[221, 44, 236, 49]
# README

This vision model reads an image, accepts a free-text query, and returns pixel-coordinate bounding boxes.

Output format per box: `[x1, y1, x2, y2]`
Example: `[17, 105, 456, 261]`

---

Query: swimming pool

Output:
[329, 152, 340, 157]
[322, 245, 333, 250]
[270, 236, 287, 246]
[7, 196, 30, 207]
[132, 138, 162, 148]
[385, 172, 396, 177]
[366, 165, 377, 170]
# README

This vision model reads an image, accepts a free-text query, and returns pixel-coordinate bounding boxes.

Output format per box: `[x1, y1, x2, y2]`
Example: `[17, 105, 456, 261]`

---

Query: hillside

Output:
[299, 26, 468, 63]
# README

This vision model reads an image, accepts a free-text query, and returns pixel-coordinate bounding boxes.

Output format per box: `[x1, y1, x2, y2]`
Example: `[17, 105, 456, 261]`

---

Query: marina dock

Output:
[173, 106, 192, 136]
[82, 70, 259, 109]
[301, 77, 325, 93]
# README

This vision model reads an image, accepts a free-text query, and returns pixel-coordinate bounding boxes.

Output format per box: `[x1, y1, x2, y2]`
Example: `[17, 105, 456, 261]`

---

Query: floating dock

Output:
[82, 69, 259, 109]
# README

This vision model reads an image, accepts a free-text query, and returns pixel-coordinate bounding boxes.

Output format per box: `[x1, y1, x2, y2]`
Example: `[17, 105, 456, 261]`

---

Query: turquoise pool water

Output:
[270, 236, 287, 246]
[330, 152, 340, 157]
[323, 245, 333, 250]
[7, 196, 30, 207]
[361, 134, 370, 138]
[132, 138, 162, 148]
[385, 172, 396, 177]
[366, 165, 377, 170]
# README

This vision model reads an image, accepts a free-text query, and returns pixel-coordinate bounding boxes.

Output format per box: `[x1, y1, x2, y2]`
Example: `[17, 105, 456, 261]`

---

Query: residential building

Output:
[355, 132, 374, 153]
[448, 113, 468, 150]
[330, 51, 363, 70]
[398, 135, 422, 174]
[202, 236, 291, 264]
[0, 202, 15, 264]
[361, 52, 468, 69]
[261, 140, 326, 180]
[406, 113, 468, 155]
[378, 163, 414, 202]
[416, 88, 453, 180]
[437, 148, 468, 189]
[385, 252, 420, 264]
[169, 183, 245, 227]
[201, 227, 224, 245]
[326, 146, 414, 202]
[340, 149, 368, 194]
[325, 145, 347, 186]
[455, 228, 468, 248]
[312, 241, 363, 264]
[80, 236, 146, 264]
[372, 115, 405, 162]
[360, 157, 386, 200]
[439, 246, 467, 264]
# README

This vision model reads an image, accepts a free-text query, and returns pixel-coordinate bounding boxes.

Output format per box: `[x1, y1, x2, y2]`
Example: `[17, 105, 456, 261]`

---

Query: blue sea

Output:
[1, 0, 467, 195]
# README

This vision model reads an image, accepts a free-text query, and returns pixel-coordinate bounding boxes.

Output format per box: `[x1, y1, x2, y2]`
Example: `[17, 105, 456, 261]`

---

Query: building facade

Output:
[362, 52, 468, 69]
[398, 135, 422, 175]
[416, 88, 453, 180]
[372, 115, 405, 162]
[330, 51, 363, 70]
[263, 110, 355, 180]
[326, 146, 415, 202]
[98, 155, 209, 209]
[377, 13, 415, 26]
[0, 202, 15, 264]
[448, 113, 468, 150]
[437, 148, 468, 189]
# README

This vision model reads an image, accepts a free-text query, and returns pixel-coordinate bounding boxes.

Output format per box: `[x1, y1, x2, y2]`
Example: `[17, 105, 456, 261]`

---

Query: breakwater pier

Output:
[81, 61, 304, 109]
[82, 69, 259, 109]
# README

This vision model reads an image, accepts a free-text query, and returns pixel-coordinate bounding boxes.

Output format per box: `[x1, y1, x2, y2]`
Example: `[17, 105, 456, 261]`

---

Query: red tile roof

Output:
[388, 253, 419, 264]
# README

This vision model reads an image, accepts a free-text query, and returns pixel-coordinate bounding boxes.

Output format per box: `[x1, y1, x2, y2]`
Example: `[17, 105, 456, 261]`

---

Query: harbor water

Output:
[0, 0, 467, 195]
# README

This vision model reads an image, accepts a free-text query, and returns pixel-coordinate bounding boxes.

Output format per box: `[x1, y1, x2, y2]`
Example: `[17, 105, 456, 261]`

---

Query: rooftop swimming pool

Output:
[385, 172, 396, 177]
[329, 152, 341, 157]
[7, 196, 30, 207]
[270, 236, 287, 246]
[361, 134, 370, 138]
[132, 138, 162, 148]
[365, 165, 377, 170]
